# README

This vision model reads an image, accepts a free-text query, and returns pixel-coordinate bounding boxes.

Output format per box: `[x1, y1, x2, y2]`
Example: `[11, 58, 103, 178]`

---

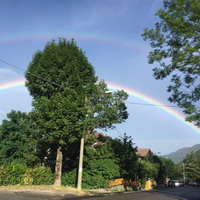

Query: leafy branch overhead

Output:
[142, 0, 200, 126]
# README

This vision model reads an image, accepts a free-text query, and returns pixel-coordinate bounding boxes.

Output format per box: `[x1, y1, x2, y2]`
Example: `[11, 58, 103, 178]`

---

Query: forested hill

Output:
[164, 144, 200, 163]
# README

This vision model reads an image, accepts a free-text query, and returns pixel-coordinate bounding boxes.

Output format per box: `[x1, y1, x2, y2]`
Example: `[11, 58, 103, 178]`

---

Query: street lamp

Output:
[77, 90, 112, 190]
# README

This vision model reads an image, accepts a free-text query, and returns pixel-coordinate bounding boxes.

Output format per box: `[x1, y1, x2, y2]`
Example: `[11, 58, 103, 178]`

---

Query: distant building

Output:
[136, 148, 153, 159]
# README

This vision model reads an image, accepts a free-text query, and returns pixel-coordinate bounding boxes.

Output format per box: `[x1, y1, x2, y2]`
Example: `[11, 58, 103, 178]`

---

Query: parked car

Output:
[178, 181, 184, 187]
[167, 180, 184, 187]
[173, 180, 180, 187]
[188, 181, 198, 186]
[167, 180, 175, 187]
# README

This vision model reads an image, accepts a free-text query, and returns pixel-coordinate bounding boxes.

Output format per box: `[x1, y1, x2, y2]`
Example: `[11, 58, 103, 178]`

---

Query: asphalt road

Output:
[0, 186, 199, 200]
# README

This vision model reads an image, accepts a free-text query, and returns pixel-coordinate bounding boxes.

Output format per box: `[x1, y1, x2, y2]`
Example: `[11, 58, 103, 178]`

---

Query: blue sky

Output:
[0, 0, 200, 155]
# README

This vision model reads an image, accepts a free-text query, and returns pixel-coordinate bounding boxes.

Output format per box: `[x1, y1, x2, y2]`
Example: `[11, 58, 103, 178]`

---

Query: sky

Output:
[0, 0, 200, 155]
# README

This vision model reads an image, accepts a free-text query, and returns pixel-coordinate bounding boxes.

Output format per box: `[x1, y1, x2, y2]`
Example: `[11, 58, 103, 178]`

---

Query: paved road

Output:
[0, 186, 199, 200]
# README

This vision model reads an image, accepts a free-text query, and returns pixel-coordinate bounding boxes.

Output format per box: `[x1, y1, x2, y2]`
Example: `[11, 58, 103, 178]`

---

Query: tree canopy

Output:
[25, 38, 128, 186]
[142, 0, 200, 126]
[0, 110, 38, 166]
[183, 152, 200, 182]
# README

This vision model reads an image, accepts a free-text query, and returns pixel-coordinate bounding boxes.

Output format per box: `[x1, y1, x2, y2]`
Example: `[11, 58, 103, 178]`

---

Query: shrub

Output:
[0, 162, 28, 185]
[23, 166, 54, 185]
[82, 159, 120, 189]
[62, 169, 77, 187]
[0, 165, 7, 185]
[82, 173, 107, 189]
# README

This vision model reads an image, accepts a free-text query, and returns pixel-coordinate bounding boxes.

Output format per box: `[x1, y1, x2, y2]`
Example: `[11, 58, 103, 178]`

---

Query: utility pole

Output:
[77, 90, 112, 190]
[182, 163, 186, 183]
[77, 136, 85, 190]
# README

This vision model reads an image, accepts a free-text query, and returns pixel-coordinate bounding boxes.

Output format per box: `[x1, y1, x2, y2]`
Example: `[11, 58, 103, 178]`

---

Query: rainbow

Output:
[107, 82, 200, 134]
[0, 33, 149, 53]
[0, 79, 200, 134]
[0, 80, 26, 91]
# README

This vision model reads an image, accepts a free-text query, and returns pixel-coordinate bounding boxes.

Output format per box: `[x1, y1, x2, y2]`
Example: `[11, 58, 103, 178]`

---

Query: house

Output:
[136, 148, 153, 159]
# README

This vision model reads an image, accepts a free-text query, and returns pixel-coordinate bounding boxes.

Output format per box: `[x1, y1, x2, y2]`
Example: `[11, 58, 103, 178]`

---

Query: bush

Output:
[82, 173, 107, 189]
[23, 166, 54, 185]
[82, 159, 120, 189]
[0, 163, 54, 186]
[0, 162, 28, 185]
[0, 165, 7, 185]
[62, 169, 77, 187]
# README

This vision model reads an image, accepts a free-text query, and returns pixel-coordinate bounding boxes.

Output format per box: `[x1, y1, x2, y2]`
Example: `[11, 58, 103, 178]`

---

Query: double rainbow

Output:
[0, 79, 199, 134]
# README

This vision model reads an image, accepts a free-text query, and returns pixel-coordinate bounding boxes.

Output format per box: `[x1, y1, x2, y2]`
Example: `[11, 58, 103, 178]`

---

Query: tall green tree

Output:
[0, 110, 38, 166]
[110, 134, 138, 179]
[142, 0, 200, 126]
[183, 152, 200, 182]
[82, 135, 120, 189]
[25, 38, 128, 186]
[153, 156, 176, 182]
[137, 155, 159, 185]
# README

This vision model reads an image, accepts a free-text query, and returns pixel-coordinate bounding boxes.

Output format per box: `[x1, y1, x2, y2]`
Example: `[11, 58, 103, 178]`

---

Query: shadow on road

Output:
[60, 187, 200, 200]
[149, 186, 200, 200]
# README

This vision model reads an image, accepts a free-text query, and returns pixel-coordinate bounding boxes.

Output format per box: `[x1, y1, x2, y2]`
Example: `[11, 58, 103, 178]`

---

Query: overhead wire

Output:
[0, 58, 191, 109]
[125, 102, 179, 108]
[0, 59, 61, 87]
[114, 127, 124, 137]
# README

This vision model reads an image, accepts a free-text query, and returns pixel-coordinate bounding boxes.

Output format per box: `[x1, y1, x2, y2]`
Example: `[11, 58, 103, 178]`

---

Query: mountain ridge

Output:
[163, 144, 200, 163]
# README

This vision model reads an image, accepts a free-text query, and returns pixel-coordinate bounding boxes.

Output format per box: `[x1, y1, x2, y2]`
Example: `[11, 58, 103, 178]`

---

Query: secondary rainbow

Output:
[0, 33, 149, 54]
[1, 79, 199, 134]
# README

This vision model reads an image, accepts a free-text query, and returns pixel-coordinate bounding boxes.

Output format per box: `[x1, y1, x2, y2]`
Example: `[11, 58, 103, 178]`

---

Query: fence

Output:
[108, 178, 156, 190]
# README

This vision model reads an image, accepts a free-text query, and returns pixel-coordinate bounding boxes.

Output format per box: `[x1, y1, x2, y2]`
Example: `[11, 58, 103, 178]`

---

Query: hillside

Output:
[164, 144, 200, 163]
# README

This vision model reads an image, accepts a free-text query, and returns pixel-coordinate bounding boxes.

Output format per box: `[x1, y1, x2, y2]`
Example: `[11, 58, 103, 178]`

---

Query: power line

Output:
[0, 59, 61, 87]
[126, 102, 200, 109]
[114, 127, 124, 137]
[0, 59, 25, 72]
[126, 102, 179, 108]
[1, 59, 198, 109]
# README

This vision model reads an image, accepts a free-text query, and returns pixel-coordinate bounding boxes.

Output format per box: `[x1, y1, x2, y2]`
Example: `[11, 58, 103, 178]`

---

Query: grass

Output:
[0, 185, 86, 194]
[0, 185, 113, 196]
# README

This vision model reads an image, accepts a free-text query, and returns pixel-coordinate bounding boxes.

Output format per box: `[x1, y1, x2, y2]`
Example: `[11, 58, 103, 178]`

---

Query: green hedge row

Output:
[0, 162, 54, 186]
[0, 161, 118, 188]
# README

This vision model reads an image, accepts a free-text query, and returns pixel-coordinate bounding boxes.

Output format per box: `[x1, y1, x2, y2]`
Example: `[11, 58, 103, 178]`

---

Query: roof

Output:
[136, 148, 152, 157]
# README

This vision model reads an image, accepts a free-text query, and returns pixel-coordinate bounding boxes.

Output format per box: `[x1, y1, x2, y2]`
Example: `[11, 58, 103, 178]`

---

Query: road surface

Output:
[0, 186, 199, 200]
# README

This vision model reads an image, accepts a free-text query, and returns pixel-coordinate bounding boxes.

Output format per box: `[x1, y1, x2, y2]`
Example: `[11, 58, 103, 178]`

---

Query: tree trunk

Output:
[54, 146, 63, 186]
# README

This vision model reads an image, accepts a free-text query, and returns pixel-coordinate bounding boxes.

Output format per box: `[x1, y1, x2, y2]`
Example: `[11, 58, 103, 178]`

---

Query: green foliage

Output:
[82, 173, 107, 189]
[23, 166, 54, 185]
[62, 169, 77, 187]
[158, 157, 176, 180]
[137, 160, 159, 181]
[0, 110, 39, 167]
[173, 162, 185, 180]
[183, 152, 200, 182]
[62, 138, 121, 189]
[25, 38, 128, 185]
[25, 38, 128, 147]
[142, 0, 200, 126]
[25, 39, 98, 147]
[82, 139, 120, 189]
[194, 149, 200, 160]
[0, 162, 28, 185]
[152, 156, 177, 181]
[110, 134, 138, 179]
[0, 163, 54, 186]
[136, 155, 179, 184]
